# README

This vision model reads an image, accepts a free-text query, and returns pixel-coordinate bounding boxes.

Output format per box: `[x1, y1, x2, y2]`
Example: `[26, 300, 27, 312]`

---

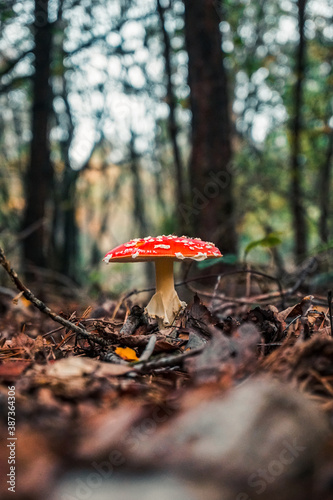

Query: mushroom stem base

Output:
[146, 290, 185, 326]
[145, 258, 185, 326]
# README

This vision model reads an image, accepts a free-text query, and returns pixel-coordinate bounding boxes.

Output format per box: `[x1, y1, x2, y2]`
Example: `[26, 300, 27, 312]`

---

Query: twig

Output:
[283, 315, 301, 333]
[122, 269, 286, 307]
[287, 257, 317, 295]
[139, 334, 157, 362]
[0, 246, 109, 348]
[123, 263, 319, 310]
[42, 325, 66, 337]
[210, 274, 221, 310]
[186, 284, 281, 305]
[181, 269, 285, 300]
[133, 345, 204, 373]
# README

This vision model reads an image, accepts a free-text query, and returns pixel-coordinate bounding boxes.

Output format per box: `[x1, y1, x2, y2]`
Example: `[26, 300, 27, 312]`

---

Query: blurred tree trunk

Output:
[129, 132, 154, 285]
[61, 167, 79, 279]
[130, 132, 149, 236]
[319, 131, 333, 244]
[55, 47, 80, 282]
[183, 0, 237, 253]
[157, 0, 186, 234]
[290, 0, 308, 260]
[22, 0, 53, 268]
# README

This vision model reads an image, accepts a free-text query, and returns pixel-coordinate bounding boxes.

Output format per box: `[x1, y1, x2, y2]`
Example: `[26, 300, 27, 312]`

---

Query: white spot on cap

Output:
[175, 252, 185, 259]
[192, 252, 208, 261]
[154, 244, 171, 249]
[132, 251, 140, 259]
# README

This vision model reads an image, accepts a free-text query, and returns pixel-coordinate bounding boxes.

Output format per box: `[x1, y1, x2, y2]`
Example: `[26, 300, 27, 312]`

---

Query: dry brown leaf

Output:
[0, 359, 31, 379]
[277, 295, 314, 322]
[76, 401, 145, 460]
[44, 356, 133, 378]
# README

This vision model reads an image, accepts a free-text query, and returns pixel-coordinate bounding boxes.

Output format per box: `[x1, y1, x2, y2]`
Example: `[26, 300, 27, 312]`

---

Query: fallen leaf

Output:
[115, 346, 139, 361]
[45, 356, 133, 378]
[185, 323, 260, 383]
[184, 295, 219, 342]
[46, 356, 98, 378]
[277, 295, 314, 322]
[97, 361, 134, 377]
[242, 306, 285, 344]
[76, 401, 145, 460]
[154, 340, 180, 352]
[0, 360, 31, 379]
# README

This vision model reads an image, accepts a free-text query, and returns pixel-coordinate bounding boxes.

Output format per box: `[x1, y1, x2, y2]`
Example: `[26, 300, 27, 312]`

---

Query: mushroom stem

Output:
[146, 258, 184, 326]
[155, 258, 175, 298]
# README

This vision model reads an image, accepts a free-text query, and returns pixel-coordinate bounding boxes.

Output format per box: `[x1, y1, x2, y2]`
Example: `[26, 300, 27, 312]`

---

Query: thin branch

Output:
[139, 334, 157, 362]
[287, 257, 317, 295]
[120, 263, 324, 310]
[0, 75, 31, 95]
[0, 246, 109, 348]
[133, 345, 204, 373]
[0, 49, 32, 79]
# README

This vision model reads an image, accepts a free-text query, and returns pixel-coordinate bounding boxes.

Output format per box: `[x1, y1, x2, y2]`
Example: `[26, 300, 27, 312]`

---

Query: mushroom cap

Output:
[103, 235, 222, 263]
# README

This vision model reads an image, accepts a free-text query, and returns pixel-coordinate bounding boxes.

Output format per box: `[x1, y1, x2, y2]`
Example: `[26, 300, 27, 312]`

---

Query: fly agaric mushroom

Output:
[103, 235, 222, 326]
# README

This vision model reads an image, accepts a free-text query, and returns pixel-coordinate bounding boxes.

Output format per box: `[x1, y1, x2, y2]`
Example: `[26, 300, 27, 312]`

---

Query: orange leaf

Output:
[21, 297, 32, 308]
[114, 347, 139, 362]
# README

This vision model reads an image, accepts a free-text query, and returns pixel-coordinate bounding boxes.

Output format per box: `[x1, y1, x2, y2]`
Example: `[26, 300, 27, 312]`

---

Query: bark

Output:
[22, 0, 53, 267]
[129, 133, 149, 236]
[183, 0, 237, 254]
[157, 0, 186, 234]
[290, 0, 308, 259]
[129, 133, 154, 285]
[319, 131, 333, 244]
[57, 61, 80, 281]
[61, 167, 79, 280]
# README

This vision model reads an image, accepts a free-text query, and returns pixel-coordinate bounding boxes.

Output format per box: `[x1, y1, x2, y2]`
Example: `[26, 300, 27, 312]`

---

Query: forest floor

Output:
[0, 257, 332, 500]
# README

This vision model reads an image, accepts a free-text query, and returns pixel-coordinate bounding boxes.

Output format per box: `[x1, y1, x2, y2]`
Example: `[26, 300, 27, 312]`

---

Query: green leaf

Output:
[244, 233, 282, 257]
[196, 254, 238, 269]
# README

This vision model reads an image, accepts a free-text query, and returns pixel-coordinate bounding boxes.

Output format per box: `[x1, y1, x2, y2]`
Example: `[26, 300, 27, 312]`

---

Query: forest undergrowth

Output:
[0, 247, 332, 500]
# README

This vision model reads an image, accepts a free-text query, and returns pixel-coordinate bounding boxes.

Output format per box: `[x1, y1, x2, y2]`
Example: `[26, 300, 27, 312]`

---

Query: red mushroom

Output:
[103, 235, 222, 326]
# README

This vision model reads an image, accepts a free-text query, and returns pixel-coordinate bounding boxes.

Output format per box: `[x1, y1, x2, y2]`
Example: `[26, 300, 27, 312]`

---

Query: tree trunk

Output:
[61, 167, 79, 280]
[319, 131, 333, 244]
[22, 0, 53, 268]
[157, 0, 186, 234]
[130, 132, 149, 236]
[290, 0, 308, 260]
[183, 0, 237, 254]
[55, 42, 80, 282]
[129, 132, 154, 285]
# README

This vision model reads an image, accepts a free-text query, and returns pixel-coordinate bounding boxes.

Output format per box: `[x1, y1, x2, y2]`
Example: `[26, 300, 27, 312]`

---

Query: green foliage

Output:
[244, 232, 282, 259]
[196, 254, 238, 269]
